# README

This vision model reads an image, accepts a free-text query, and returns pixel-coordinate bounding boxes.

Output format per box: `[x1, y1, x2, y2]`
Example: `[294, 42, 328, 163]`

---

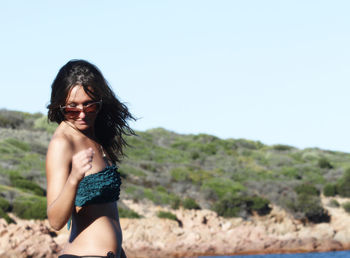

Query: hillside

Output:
[1, 109, 350, 224]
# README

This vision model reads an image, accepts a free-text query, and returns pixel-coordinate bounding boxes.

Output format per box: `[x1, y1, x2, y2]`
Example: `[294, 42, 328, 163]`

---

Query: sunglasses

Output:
[60, 100, 102, 118]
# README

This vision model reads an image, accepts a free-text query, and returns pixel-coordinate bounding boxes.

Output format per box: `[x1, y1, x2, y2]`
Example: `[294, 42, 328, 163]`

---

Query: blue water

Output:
[201, 250, 350, 258]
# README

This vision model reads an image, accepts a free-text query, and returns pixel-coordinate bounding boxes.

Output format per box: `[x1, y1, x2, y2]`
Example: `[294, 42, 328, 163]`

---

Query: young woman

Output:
[46, 60, 134, 258]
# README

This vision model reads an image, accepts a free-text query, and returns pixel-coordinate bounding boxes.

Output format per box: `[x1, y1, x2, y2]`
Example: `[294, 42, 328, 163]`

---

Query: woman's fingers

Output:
[81, 149, 94, 169]
[77, 149, 94, 164]
[71, 148, 95, 180]
[83, 163, 92, 173]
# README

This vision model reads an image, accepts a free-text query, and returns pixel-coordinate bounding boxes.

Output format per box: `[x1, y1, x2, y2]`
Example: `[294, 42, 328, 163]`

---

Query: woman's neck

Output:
[63, 121, 96, 140]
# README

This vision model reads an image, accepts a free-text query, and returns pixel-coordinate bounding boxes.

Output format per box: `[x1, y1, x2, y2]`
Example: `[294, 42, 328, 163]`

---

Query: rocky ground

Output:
[1, 196, 350, 258]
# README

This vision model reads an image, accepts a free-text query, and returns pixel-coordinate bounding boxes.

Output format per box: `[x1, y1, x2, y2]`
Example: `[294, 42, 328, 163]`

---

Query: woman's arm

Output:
[46, 136, 94, 230]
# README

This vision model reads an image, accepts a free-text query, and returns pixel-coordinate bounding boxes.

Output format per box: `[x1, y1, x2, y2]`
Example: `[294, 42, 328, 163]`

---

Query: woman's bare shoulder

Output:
[46, 125, 75, 164]
[48, 130, 73, 151]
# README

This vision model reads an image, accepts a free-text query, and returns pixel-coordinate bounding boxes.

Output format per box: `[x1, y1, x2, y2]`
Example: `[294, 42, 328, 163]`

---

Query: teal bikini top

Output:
[67, 154, 122, 230]
[75, 164, 121, 207]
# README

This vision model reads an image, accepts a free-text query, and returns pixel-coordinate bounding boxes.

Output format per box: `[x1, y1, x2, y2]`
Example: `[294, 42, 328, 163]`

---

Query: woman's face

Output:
[63, 85, 100, 132]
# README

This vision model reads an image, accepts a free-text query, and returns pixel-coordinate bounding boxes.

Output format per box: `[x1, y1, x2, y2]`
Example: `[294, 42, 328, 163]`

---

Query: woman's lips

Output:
[76, 120, 88, 125]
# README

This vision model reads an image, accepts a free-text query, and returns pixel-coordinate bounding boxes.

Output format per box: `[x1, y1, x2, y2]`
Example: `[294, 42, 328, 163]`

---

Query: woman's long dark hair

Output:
[47, 59, 135, 162]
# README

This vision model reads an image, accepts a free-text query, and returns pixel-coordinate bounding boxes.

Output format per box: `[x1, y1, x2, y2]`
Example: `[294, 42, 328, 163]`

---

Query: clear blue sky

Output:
[1, 1, 350, 152]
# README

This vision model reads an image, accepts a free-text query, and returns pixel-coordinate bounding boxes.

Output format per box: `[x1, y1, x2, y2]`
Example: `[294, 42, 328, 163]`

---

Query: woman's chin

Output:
[74, 122, 91, 131]
[65, 119, 96, 134]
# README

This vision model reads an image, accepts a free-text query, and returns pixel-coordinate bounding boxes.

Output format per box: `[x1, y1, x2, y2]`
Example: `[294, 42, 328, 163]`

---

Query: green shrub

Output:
[182, 198, 201, 210]
[201, 178, 245, 199]
[288, 182, 329, 223]
[157, 211, 177, 221]
[139, 162, 157, 172]
[119, 165, 146, 178]
[30, 142, 48, 155]
[13, 179, 44, 196]
[156, 186, 167, 193]
[171, 137, 219, 158]
[0, 110, 26, 129]
[190, 151, 200, 160]
[0, 139, 24, 155]
[170, 167, 189, 182]
[294, 183, 320, 196]
[250, 196, 271, 215]
[328, 199, 340, 208]
[12, 197, 47, 220]
[171, 140, 190, 151]
[264, 153, 293, 167]
[188, 169, 213, 184]
[318, 158, 333, 169]
[124, 185, 138, 195]
[342, 202, 350, 213]
[199, 143, 217, 155]
[214, 197, 241, 217]
[287, 194, 330, 223]
[304, 203, 330, 223]
[170, 196, 181, 209]
[171, 167, 214, 184]
[301, 150, 320, 161]
[34, 115, 57, 133]
[337, 169, 350, 197]
[273, 144, 293, 151]
[302, 169, 325, 185]
[143, 188, 178, 205]
[323, 184, 337, 197]
[280, 167, 301, 180]
[234, 139, 261, 150]
[213, 195, 271, 218]
[0, 209, 14, 224]
[0, 197, 10, 211]
[10, 174, 45, 196]
[17, 153, 45, 173]
[4, 138, 30, 152]
[0, 195, 14, 223]
[118, 208, 141, 218]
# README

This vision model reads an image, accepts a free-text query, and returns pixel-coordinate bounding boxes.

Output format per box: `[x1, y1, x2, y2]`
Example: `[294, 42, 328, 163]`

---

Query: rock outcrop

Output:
[0, 218, 61, 258]
[0, 196, 350, 257]
[119, 197, 350, 257]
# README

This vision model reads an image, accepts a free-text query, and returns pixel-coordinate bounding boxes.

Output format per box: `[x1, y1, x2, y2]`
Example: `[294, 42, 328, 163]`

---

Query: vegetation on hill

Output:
[1, 109, 350, 223]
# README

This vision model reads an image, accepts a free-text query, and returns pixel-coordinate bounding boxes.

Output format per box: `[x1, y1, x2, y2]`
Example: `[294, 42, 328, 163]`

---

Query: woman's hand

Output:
[70, 147, 95, 184]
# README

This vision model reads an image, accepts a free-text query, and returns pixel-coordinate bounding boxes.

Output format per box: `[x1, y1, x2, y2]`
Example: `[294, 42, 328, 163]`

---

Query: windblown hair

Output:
[47, 59, 135, 162]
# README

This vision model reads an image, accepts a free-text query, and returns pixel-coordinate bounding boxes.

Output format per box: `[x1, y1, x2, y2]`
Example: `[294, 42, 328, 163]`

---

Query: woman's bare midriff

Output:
[61, 202, 122, 257]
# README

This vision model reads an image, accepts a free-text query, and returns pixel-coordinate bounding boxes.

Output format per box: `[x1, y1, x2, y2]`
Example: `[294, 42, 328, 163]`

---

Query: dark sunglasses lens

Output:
[64, 107, 81, 117]
[85, 103, 100, 113]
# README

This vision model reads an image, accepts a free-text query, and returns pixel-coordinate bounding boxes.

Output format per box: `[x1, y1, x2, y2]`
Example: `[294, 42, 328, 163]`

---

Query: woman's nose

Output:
[78, 109, 86, 119]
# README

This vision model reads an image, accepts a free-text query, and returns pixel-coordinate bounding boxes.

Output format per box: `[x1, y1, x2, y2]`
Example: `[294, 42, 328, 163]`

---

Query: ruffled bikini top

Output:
[68, 149, 122, 229]
[75, 164, 121, 207]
